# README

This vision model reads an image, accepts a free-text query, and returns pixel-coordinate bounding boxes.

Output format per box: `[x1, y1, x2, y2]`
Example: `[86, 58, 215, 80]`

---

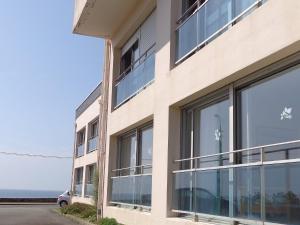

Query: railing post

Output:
[260, 147, 265, 223]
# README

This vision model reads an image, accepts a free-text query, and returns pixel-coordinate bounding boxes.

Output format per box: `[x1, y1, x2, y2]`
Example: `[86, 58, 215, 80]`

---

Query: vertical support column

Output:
[97, 40, 112, 219]
[229, 85, 235, 218]
[260, 147, 265, 223]
[150, 0, 179, 221]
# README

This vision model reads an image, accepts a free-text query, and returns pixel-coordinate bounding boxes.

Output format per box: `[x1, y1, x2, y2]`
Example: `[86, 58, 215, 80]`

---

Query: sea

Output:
[0, 189, 63, 198]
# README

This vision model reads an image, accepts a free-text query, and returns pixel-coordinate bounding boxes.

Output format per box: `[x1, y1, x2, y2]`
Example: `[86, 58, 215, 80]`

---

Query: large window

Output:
[181, 94, 230, 169]
[111, 123, 153, 208]
[117, 124, 153, 175]
[76, 128, 86, 157]
[174, 63, 300, 225]
[85, 164, 96, 197]
[74, 167, 83, 196]
[175, 93, 230, 215]
[238, 65, 300, 149]
[119, 132, 137, 175]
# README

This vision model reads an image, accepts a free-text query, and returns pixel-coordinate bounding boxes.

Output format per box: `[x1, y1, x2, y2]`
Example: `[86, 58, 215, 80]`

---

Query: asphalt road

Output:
[0, 205, 78, 225]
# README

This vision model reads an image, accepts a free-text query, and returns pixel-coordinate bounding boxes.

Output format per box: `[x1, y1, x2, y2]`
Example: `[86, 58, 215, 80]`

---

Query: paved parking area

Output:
[0, 205, 78, 225]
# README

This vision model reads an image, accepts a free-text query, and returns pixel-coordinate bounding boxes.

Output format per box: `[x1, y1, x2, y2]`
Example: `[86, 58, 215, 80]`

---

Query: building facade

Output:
[73, 0, 300, 224]
[71, 83, 101, 205]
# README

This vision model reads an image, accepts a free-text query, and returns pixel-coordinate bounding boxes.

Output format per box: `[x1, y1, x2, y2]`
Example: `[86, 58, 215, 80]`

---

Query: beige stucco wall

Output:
[89, 0, 300, 224]
[71, 97, 100, 205]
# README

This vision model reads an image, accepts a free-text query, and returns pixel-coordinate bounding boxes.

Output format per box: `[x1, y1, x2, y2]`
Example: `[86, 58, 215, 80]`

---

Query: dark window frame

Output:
[117, 122, 153, 176]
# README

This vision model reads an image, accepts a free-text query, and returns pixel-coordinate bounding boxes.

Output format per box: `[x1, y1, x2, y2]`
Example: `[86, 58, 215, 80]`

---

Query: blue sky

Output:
[0, 1, 104, 191]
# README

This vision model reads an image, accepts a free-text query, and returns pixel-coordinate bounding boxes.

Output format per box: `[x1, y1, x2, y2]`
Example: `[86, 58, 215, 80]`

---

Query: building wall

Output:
[101, 0, 300, 225]
[71, 96, 101, 205]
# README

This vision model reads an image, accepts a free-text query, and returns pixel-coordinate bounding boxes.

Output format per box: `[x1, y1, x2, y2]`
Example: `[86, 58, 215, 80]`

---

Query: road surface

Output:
[0, 205, 78, 225]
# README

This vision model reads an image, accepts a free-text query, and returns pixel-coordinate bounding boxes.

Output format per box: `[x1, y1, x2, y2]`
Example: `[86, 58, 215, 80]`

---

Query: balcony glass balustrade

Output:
[173, 141, 300, 225]
[85, 183, 94, 197]
[76, 144, 85, 157]
[114, 45, 155, 108]
[88, 136, 98, 153]
[176, 0, 265, 63]
[110, 165, 152, 208]
[74, 184, 83, 196]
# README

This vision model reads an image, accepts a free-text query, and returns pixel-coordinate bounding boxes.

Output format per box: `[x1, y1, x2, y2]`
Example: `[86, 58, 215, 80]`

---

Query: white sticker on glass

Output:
[281, 107, 293, 120]
[214, 129, 222, 141]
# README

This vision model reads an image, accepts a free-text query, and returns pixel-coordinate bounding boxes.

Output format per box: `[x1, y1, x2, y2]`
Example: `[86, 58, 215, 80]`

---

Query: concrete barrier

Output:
[0, 198, 57, 204]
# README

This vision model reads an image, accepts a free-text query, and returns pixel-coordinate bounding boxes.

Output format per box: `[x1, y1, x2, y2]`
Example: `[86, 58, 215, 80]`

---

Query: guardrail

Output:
[172, 140, 300, 225]
[175, 0, 265, 64]
[110, 165, 152, 209]
[76, 144, 85, 157]
[114, 45, 155, 108]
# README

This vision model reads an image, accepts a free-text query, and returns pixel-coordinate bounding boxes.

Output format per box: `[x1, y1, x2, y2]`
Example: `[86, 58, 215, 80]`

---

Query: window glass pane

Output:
[205, 0, 232, 38]
[194, 169, 229, 216]
[234, 0, 256, 17]
[176, 12, 197, 61]
[173, 172, 194, 212]
[91, 122, 98, 137]
[181, 111, 192, 170]
[265, 163, 300, 225]
[119, 133, 137, 175]
[239, 65, 300, 149]
[233, 166, 261, 220]
[194, 99, 230, 167]
[140, 126, 153, 173]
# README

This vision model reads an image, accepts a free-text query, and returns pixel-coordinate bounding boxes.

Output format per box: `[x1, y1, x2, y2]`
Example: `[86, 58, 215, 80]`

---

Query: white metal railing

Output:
[172, 140, 300, 225]
[110, 165, 152, 209]
[175, 0, 265, 64]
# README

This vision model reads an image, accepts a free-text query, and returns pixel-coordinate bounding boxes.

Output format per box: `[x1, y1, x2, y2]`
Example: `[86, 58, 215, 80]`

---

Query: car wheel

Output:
[60, 201, 68, 208]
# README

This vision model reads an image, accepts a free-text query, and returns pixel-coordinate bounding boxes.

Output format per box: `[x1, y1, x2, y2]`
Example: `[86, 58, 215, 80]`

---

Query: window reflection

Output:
[193, 99, 230, 167]
[234, 167, 261, 220]
[265, 163, 300, 225]
[194, 169, 229, 216]
[239, 65, 300, 149]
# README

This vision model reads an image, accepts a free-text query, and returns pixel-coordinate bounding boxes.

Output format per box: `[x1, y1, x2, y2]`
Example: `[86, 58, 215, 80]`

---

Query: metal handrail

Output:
[114, 44, 156, 83]
[112, 164, 152, 172]
[109, 201, 151, 210]
[111, 173, 152, 179]
[174, 139, 300, 163]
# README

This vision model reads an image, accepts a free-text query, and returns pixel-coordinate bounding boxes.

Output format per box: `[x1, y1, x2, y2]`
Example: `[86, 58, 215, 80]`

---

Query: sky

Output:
[0, 1, 104, 191]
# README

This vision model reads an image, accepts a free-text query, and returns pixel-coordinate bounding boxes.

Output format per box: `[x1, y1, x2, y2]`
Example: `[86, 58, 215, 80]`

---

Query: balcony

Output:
[73, 0, 154, 38]
[87, 136, 98, 153]
[173, 140, 300, 225]
[175, 0, 266, 64]
[76, 144, 85, 157]
[114, 45, 155, 108]
[110, 165, 152, 208]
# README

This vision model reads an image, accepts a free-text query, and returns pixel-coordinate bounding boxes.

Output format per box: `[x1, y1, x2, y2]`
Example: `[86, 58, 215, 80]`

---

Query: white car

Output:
[57, 190, 70, 207]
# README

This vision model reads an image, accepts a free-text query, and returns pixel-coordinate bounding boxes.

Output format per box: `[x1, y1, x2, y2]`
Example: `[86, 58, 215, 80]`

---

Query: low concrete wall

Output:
[0, 198, 57, 203]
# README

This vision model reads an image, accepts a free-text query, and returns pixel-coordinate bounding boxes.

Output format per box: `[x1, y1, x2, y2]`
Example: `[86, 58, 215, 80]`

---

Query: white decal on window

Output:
[281, 107, 293, 120]
[214, 129, 222, 141]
